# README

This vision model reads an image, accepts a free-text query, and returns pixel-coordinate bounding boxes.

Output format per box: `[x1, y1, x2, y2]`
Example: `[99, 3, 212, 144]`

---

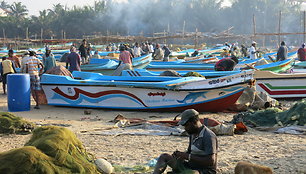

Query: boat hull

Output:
[42, 83, 246, 112]
[255, 71, 306, 98]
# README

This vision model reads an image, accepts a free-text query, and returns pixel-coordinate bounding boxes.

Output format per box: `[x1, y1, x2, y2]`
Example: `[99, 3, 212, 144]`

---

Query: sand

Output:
[0, 91, 305, 174]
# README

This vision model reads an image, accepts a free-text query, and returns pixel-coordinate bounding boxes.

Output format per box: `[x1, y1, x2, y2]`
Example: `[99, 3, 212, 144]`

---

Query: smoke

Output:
[103, 0, 198, 36]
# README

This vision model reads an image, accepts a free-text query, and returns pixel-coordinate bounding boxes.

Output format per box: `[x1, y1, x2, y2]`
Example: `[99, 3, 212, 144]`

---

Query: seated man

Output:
[153, 109, 218, 174]
[214, 56, 239, 71]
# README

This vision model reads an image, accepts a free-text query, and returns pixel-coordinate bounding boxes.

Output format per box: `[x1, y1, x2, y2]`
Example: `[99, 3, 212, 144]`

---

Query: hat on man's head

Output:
[178, 109, 199, 126]
[252, 41, 257, 44]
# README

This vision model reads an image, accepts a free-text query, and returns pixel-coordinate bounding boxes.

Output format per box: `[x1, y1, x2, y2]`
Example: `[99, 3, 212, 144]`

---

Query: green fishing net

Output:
[0, 126, 100, 174]
[233, 100, 306, 127]
[0, 112, 34, 134]
[183, 71, 205, 78]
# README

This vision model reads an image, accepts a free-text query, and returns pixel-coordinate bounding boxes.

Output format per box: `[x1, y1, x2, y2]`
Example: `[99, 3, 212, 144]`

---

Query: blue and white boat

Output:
[40, 70, 254, 112]
[80, 54, 153, 75]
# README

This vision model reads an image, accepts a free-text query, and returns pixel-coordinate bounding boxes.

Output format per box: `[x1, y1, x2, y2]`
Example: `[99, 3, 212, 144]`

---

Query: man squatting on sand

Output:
[154, 109, 218, 174]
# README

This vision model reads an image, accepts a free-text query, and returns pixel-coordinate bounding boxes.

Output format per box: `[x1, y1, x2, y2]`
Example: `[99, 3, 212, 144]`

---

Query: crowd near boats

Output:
[1, 40, 306, 111]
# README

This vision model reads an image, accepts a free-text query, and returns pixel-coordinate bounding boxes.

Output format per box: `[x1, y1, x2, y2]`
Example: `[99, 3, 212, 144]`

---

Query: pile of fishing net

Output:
[159, 70, 205, 78]
[0, 112, 34, 134]
[46, 65, 73, 78]
[0, 126, 100, 174]
[183, 71, 205, 78]
[232, 100, 306, 127]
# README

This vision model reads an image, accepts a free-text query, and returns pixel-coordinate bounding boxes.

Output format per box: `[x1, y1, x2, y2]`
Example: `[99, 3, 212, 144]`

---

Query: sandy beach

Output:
[0, 90, 305, 174]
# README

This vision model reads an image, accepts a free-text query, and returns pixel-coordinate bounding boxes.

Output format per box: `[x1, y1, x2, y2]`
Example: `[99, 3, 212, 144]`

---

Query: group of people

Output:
[0, 49, 45, 109]
[111, 42, 172, 76]
[78, 39, 93, 64]
[215, 40, 295, 71]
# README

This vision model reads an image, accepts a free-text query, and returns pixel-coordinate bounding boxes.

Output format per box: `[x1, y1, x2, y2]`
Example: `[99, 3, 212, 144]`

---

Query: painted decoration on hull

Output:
[49, 85, 244, 108]
[52, 87, 148, 106]
[258, 83, 306, 95]
[177, 92, 207, 103]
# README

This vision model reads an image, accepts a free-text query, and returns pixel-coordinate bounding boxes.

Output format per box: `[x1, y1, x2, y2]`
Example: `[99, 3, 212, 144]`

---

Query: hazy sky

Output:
[4, 0, 306, 16]
[5, 0, 99, 15]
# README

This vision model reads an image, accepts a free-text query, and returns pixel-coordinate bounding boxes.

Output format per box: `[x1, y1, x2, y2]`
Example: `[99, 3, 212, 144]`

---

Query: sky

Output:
[4, 0, 306, 16]
[4, 0, 99, 15]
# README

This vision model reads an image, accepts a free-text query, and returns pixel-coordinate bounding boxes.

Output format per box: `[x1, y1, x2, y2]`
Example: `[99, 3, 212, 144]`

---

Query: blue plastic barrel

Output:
[7, 74, 31, 112]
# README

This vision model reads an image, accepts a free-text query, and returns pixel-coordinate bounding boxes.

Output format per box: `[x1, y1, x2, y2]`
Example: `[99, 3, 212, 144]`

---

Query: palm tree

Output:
[9, 2, 28, 18]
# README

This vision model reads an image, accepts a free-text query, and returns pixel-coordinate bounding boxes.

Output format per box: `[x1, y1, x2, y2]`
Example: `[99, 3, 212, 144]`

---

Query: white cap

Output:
[252, 41, 257, 44]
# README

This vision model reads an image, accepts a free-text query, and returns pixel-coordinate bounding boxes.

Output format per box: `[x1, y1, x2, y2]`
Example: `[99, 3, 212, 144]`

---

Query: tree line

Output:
[0, 0, 304, 42]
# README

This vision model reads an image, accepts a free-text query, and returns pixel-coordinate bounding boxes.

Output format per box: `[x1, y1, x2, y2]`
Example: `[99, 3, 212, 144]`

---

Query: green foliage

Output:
[0, 112, 34, 134]
[0, 126, 100, 174]
[0, 0, 303, 39]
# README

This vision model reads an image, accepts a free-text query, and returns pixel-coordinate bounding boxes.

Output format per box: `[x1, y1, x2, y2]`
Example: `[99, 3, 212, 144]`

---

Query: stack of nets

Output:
[0, 126, 100, 174]
[46, 65, 73, 78]
[0, 112, 34, 134]
[232, 100, 306, 127]
[183, 71, 205, 78]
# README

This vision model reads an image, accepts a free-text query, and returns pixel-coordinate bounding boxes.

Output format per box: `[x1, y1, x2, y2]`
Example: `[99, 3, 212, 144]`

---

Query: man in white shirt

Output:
[249, 41, 257, 59]
[148, 43, 154, 54]
[133, 42, 143, 57]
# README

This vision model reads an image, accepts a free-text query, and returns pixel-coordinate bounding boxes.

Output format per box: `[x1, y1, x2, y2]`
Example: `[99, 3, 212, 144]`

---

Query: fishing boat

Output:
[123, 69, 240, 79]
[254, 71, 306, 98]
[141, 57, 294, 74]
[40, 70, 254, 112]
[80, 54, 153, 75]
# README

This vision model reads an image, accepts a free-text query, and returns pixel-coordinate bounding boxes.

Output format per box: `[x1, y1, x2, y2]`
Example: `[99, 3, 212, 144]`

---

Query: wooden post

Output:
[253, 14, 256, 36]
[303, 11, 306, 43]
[2, 28, 5, 39]
[40, 28, 43, 41]
[182, 20, 186, 44]
[194, 28, 198, 49]
[2, 28, 6, 47]
[26, 27, 29, 40]
[164, 30, 166, 44]
[278, 11, 281, 44]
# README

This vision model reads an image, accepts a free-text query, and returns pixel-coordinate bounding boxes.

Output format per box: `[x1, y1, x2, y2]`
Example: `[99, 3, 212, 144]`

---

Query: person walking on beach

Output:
[7, 49, 21, 68]
[276, 41, 288, 62]
[163, 45, 171, 62]
[153, 109, 218, 174]
[42, 47, 56, 73]
[240, 44, 248, 58]
[249, 41, 258, 60]
[66, 46, 82, 73]
[0, 57, 17, 94]
[297, 43, 306, 61]
[79, 39, 88, 64]
[24, 50, 44, 109]
[133, 42, 143, 57]
[112, 45, 133, 76]
[153, 44, 164, 60]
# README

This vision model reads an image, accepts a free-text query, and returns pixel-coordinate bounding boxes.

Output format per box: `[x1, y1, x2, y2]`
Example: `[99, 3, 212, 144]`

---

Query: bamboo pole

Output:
[26, 27, 28, 40]
[278, 11, 282, 44]
[253, 14, 256, 36]
[303, 11, 306, 43]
